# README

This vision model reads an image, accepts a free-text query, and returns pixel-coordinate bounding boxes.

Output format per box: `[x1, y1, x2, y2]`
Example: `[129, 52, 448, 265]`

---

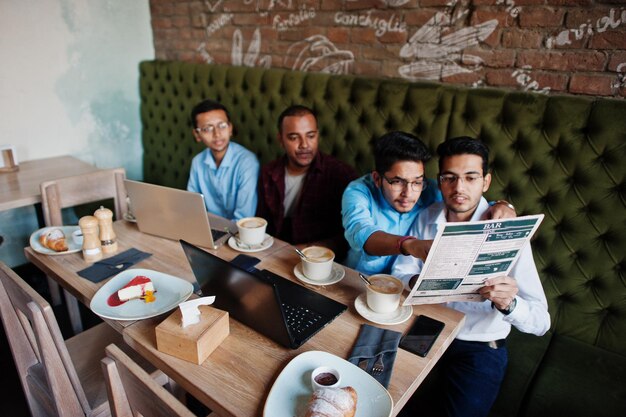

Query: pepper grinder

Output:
[78, 215, 102, 263]
[94, 206, 118, 255]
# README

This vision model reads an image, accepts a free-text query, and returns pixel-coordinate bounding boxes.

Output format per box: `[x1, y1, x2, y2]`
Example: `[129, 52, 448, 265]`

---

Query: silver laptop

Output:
[124, 179, 235, 249]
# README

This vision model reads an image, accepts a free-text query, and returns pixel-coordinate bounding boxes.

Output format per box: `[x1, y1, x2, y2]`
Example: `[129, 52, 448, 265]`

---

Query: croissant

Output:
[39, 228, 68, 252]
[304, 386, 357, 417]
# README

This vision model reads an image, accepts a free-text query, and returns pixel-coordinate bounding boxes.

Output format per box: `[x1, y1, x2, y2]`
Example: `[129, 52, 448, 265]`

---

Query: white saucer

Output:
[227, 234, 274, 253]
[354, 294, 413, 325]
[123, 212, 137, 223]
[293, 263, 345, 286]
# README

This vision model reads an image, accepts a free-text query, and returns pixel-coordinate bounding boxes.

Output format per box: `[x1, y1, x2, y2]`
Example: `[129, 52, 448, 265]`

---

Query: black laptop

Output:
[179, 240, 347, 349]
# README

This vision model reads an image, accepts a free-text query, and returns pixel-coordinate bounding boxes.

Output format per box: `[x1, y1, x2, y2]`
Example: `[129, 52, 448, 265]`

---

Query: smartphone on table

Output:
[399, 315, 445, 357]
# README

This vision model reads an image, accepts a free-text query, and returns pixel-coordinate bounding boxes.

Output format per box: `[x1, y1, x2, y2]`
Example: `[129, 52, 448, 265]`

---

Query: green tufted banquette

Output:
[139, 61, 625, 416]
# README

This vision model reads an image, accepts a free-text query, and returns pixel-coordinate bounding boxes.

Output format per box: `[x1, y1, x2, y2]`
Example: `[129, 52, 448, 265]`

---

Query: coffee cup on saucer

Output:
[236, 217, 267, 246]
[301, 246, 335, 281]
[365, 274, 403, 314]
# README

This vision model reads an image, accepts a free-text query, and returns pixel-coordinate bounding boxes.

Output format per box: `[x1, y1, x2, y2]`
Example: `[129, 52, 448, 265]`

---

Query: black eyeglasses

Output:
[439, 174, 484, 185]
[382, 174, 427, 192]
[195, 121, 229, 135]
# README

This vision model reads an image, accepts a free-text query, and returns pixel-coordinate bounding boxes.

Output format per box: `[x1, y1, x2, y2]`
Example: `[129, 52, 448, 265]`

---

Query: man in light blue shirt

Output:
[187, 99, 259, 221]
[342, 131, 440, 275]
[342, 131, 514, 275]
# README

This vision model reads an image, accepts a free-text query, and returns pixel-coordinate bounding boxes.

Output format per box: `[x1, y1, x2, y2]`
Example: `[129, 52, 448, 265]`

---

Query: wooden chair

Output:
[0, 261, 168, 417]
[39, 167, 128, 334]
[102, 344, 196, 417]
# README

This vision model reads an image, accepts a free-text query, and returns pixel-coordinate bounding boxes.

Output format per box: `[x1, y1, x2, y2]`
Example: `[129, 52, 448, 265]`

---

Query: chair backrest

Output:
[0, 262, 89, 416]
[40, 167, 128, 226]
[101, 344, 195, 417]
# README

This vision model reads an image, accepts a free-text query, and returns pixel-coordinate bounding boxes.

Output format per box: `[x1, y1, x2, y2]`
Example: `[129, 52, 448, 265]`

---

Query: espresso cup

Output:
[236, 217, 267, 245]
[301, 246, 335, 281]
[366, 274, 403, 313]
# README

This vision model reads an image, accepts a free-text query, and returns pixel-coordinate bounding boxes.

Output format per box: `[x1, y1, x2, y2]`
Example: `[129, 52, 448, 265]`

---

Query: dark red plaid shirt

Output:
[256, 152, 358, 251]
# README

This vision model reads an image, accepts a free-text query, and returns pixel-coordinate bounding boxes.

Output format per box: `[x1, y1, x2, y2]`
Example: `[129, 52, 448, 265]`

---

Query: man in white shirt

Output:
[392, 137, 550, 417]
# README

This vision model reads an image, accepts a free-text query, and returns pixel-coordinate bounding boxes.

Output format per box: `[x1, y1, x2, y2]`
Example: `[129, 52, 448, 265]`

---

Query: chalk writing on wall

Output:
[611, 63, 626, 94]
[232, 28, 272, 68]
[204, 13, 233, 37]
[496, 0, 520, 18]
[285, 35, 354, 74]
[273, 6, 315, 32]
[512, 66, 550, 94]
[398, 1, 498, 81]
[197, 43, 213, 63]
[334, 11, 407, 38]
[346, 0, 410, 7]
[546, 8, 625, 48]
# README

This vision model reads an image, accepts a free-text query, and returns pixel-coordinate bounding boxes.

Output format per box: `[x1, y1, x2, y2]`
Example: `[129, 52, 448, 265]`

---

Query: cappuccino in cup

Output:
[236, 217, 267, 245]
[301, 246, 335, 281]
[366, 274, 403, 313]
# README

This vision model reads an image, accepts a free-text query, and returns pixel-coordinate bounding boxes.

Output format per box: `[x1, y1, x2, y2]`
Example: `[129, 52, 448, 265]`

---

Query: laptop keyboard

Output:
[282, 303, 323, 337]
[211, 228, 228, 242]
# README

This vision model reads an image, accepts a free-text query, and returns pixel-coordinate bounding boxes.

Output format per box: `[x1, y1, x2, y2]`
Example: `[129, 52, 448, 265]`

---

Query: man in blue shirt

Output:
[342, 131, 513, 275]
[187, 99, 259, 221]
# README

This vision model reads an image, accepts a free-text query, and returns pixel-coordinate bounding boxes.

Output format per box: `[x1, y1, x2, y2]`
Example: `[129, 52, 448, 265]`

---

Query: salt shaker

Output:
[94, 206, 118, 255]
[78, 215, 102, 263]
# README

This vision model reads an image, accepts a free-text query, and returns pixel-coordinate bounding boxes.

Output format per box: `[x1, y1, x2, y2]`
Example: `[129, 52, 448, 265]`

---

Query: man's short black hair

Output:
[190, 99, 230, 128]
[374, 131, 431, 174]
[436, 136, 490, 175]
[277, 105, 317, 133]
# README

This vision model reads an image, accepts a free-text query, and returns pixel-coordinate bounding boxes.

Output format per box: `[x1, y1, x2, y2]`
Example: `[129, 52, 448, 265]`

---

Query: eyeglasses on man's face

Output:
[195, 121, 229, 135]
[382, 174, 427, 192]
[439, 174, 484, 185]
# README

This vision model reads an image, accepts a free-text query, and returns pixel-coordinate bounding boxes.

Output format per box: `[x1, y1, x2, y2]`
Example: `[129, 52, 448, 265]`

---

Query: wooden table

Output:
[25, 220, 465, 417]
[0, 155, 100, 211]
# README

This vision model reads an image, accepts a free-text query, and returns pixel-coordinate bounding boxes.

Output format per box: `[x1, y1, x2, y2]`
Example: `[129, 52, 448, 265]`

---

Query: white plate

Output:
[263, 350, 393, 417]
[293, 263, 345, 286]
[29, 226, 81, 255]
[354, 294, 413, 326]
[90, 268, 193, 321]
[227, 234, 274, 253]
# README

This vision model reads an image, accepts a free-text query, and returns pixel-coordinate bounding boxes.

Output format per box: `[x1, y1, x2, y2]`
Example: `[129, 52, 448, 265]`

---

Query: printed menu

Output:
[403, 214, 544, 305]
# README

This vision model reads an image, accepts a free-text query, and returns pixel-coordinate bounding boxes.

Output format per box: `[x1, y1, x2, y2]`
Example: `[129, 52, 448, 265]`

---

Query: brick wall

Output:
[150, 0, 626, 98]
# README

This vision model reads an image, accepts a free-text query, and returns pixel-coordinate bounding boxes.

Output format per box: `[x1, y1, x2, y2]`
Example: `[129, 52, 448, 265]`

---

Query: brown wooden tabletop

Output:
[0, 155, 100, 211]
[25, 219, 465, 417]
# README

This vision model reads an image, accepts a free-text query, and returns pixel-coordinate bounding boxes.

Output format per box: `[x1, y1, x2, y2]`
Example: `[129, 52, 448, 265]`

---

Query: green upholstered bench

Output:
[139, 60, 626, 416]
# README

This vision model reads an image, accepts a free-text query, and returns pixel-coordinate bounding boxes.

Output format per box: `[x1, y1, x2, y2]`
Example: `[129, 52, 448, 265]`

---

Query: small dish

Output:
[90, 268, 193, 321]
[311, 366, 341, 390]
[227, 234, 274, 253]
[123, 212, 137, 223]
[29, 226, 82, 255]
[354, 294, 413, 326]
[293, 263, 345, 286]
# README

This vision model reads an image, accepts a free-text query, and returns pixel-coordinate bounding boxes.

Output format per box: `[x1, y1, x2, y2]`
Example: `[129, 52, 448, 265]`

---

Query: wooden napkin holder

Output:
[155, 306, 229, 364]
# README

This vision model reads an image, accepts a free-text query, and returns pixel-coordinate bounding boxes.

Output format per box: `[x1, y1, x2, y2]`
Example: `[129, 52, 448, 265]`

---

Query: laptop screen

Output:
[180, 239, 292, 347]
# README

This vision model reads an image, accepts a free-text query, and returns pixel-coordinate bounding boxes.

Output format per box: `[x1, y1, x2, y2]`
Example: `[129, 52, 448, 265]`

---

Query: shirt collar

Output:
[202, 142, 234, 169]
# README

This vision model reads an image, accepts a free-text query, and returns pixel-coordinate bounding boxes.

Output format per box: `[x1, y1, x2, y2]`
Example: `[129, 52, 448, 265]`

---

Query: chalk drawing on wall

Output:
[398, 10, 498, 80]
[496, 0, 521, 18]
[204, 0, 223, 13]
[232, 28, 272, 68]
[285, 35, 354, 74]
[546, 8, 625, 49]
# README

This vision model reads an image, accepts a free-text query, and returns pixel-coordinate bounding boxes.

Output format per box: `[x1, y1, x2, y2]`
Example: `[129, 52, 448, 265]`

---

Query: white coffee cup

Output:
[366, 274, 403, 313]
[301, 246, 335, 281]
[236, 217, 268, 245]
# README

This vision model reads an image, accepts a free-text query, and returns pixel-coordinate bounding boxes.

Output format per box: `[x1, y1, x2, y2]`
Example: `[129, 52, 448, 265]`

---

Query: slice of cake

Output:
[117, 275, 155, 302]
